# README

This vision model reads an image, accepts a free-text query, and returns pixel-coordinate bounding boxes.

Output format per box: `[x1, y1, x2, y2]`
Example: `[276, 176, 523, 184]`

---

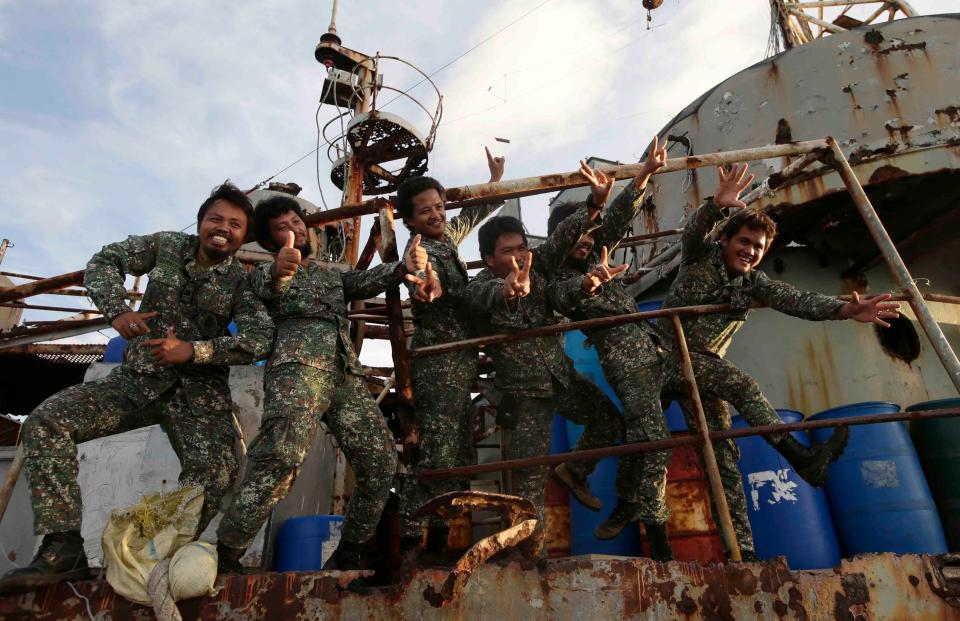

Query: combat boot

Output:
[552, 463, 601, 511]
[216, 542, 249, 574]
[0, 530, 89, 593]
[594, 499, 640, 540]
[643, 522, 673, 562]
[772, 427, 849, 488]
[322, 539, 365, 571]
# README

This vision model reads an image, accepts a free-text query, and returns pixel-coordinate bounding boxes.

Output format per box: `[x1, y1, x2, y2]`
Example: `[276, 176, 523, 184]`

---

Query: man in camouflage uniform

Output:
[216, 195, 437, 573]
[464, 192, 622, 544]
[653, 163, 900, 559]
[394, 148, 505, 557]
[1, 183, 274, 590]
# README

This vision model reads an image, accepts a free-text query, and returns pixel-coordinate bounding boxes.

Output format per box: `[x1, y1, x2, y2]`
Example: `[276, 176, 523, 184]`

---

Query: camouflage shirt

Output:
[466, 203, 598, 398]
[249, 259, 407, 376]
[404, 201, 503, 348]
[656, 200, 845, 356]
[84, 231, 275, 402]
[548, 182, 658, 360]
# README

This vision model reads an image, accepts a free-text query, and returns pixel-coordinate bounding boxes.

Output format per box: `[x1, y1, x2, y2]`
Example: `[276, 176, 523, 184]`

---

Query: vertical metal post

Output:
[827, 138, 960, 394]
[0, 239, 9, 266]
[341, 64, 374, 266]
[671, 315, 742, 561]
[377, 205, 414, 404]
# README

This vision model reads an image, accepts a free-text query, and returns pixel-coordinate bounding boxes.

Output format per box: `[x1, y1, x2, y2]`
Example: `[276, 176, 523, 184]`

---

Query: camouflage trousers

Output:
[397, 349, 477, 538]
[604, 334, 781, 557]
[22, 365, 236, 536]
[218, 363, 396, 548]
[502, 373, 621, 528]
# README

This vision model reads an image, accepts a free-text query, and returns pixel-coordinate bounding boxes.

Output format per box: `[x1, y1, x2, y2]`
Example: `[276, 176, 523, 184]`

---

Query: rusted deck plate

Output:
[1, 553, 957, 620]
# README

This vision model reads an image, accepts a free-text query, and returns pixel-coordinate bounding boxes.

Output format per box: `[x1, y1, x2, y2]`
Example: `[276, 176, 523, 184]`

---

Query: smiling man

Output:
[653, 164, 901, 559]
[394, 148, 505, 562]
[216, 195, 436, 575]
[1, 182, 274, 591]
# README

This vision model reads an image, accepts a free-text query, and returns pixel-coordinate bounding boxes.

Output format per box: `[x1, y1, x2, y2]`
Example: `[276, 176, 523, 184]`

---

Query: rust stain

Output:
[876, 41, 928, 56]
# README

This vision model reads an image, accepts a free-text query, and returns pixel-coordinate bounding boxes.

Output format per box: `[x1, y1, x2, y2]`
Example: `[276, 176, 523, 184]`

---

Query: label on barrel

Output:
[747, 469, 799, 511]
[861, 460, 899, 488]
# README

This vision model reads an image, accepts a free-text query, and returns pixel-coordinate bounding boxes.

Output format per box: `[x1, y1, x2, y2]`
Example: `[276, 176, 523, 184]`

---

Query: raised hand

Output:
[404, 234, 428, 273]
[486, 146, 506, 182]
[503, 252, 533, 300]
[112, 310, 159, 339]
[580, 160, 615, 208]
[141, 327, 195, 365]
[581, 245, 629, 294]
[714, 163, 755, 211]
[272, 230, 301, 279]
[636, 135, 668, 189]
[406, 262, 443, 303]
[840, 291, 901, 327]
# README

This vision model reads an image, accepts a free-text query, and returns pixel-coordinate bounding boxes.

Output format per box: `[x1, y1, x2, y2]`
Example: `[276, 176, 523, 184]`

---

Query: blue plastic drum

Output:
[274, 515, 345, 571]
[810, 401, 947, 555]
[732, 409, 840, 569]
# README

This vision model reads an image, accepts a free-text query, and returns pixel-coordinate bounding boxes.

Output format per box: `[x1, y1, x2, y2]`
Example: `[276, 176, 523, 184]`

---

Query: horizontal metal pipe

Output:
[0, 302, 102, 315]
[618, 228, 683, 247]
[0, 270, 85, 303]
[311, 140, 831, 224]
[420, 407, 960, 481]
[0, 343, 106, 355]
[0, 271, 44, 281]
[411, 292, 957, 358]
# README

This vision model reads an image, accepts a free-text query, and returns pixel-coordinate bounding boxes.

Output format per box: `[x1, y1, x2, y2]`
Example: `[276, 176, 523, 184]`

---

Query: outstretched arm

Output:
[681, 163, 755, 261]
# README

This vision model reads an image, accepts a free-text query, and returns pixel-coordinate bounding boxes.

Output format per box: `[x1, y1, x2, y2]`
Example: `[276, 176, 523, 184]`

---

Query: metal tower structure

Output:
[767, 0, 918, 53]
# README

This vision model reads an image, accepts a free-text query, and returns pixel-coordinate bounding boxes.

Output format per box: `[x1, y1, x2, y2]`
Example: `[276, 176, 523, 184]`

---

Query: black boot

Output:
[594, 499, 640, 540]
[0, 531, 89, 593]
[552, 463, 601, 511]
[216, 541, 248, 574]
[643, 522, 673, 562]
[322, 539, 365, 571]
[773, 427, 849, 488]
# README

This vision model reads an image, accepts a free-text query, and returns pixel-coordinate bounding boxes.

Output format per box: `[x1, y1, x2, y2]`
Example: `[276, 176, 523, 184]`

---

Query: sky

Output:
[0, 0, 954, 366]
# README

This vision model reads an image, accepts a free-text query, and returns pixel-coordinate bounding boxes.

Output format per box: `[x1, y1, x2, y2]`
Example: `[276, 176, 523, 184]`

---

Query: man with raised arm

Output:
[216, 195, 438, 574]
[394, 148, 505, 560]
[464, 176, 622, 543]
[1, 183, 274, 591]
[653, 163, 900, 558]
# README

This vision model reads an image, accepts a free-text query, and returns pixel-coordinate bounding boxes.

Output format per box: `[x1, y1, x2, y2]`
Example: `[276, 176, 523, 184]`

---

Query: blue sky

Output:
[1, 0, 954, 361]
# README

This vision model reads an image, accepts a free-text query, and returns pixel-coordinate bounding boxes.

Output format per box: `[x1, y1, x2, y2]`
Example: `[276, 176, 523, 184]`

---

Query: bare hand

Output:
[141, 327, 195, 365]
[272, 230, 301, 279]
[579, 160, 615, 208]
[406, 262, 443, 303]
[714, 163, 755, 211]
[840, 291, 901, 327]
[486, 146, 506, 182]
[112, 310, 159, 339]
[404, 234, 428, 273]
[581, 246, 629, 294]
[503, 252, 533, 300]
[636, 135, 667, 189]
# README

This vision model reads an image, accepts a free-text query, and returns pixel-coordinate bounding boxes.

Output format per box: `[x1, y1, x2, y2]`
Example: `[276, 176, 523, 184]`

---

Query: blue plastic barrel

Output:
[732, 409, 840, 569]
[274, 515, 344, 571]
[810, 401, 947, 555]
[104, 336, 126, 363]
[565, 330, 641, 556]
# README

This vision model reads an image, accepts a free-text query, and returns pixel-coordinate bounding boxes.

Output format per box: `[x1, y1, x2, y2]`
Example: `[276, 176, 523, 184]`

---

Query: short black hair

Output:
[254, 195, 306, 250]
[547, 201, 580, 236]
[396, 176, 445, 223]
[478, 216, 528, 261]
[719, 210, 778, 251]
[197, 181, 254, 227]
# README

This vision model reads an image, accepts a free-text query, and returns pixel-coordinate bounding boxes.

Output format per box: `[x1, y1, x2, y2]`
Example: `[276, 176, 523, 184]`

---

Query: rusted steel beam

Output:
[302, 141, 832, 225]
[410, 303, 731, 358]
[355, 220, 382, 271]
[0, 270, 85, 303]
[0, 343, 105, 355]
[0, 318, 109, 350]
[0, 271, 44, 281]
[671, 315, 741, 561]
[618, 228, 683, 248]
[827, 137, 960, 393]
[0, 302, 101, 315]
[420, 407, 960, 481]
[377, 206, 414, 404]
